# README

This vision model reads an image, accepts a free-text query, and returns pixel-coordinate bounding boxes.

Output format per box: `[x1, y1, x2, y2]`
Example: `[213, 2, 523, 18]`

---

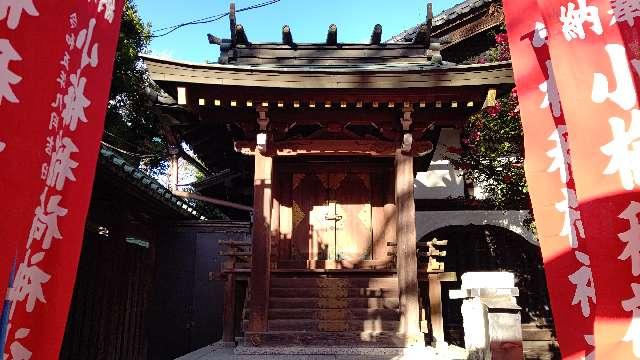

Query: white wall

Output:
[414, 128, 465, 199]
[415, 210, 537, 246]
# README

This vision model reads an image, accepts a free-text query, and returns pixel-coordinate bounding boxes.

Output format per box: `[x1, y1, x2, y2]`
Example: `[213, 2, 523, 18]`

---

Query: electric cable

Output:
[151, 0, 281, 38]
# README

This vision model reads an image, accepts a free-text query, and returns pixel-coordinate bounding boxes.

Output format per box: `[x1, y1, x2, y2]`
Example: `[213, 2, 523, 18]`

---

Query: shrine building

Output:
[140, 0, 557, 358]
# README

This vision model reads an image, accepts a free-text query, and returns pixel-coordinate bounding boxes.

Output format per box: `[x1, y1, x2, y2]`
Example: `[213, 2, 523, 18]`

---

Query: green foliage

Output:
[104, 0, 165, 168]
[451, 90, 530, 211]
[452, 31, 532, 216]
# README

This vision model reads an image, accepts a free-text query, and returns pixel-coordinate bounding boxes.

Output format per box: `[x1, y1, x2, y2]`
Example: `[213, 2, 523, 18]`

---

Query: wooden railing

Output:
[218, 239, 252, 275]
[386, 238, 448, 273]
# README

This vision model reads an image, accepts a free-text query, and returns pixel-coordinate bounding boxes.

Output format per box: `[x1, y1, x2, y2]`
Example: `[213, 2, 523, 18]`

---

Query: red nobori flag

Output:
[533, 0, 640, 357]
[0, 1, 124, 358]
[503, 1, 596, 358]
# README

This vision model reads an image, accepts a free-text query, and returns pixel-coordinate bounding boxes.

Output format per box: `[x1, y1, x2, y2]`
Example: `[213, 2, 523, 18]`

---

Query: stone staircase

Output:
[244, 274, 408, 347]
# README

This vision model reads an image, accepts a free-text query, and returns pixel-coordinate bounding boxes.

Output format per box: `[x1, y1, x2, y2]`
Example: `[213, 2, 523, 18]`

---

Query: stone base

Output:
[234, 344, 467, 359]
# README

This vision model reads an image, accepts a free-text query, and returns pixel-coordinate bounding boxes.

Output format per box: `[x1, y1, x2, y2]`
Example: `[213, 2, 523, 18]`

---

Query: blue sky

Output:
[135, 0, 461, 63]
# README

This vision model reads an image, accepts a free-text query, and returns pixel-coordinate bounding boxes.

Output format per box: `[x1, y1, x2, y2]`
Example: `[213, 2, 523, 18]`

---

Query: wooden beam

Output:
[282, 25, 293, 46]
[207, 34, 222, 45]
[172, 190, 253, 212]
[235, 139, 433, 157]
[229, 1, 237, 47]
[247, 153, 273, 333]
[395, 150, 421, 345]
[326, 24, 337, 45]
[168, 147, 179, 191]
[370, 24, 382, 45]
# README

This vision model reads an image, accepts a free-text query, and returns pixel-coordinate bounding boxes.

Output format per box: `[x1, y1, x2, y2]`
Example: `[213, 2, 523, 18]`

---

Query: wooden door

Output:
[291, 172, 331, 261]
[333, 173, 372, 263]
[288, 171, 372, 266]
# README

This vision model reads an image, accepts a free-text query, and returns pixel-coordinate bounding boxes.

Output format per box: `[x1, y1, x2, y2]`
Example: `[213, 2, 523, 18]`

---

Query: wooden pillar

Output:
[270, 170, 280, 269]
[428, 274, 444, 345]
[395, 150, 421, 345]
[247, 152, 273, 333]
[222, 272, 237, 344]
[429, 272, 456, 346]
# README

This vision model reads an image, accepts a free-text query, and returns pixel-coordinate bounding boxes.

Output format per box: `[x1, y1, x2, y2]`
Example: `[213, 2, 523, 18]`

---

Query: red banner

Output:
[0, 1, 124, 358]
[535, 1, 640, 357]
[503, 2, 595, 359]
[505, 0, 640, 357]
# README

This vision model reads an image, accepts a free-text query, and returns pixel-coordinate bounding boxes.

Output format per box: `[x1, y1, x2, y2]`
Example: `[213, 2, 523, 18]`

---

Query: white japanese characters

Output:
[3, 10, 107, 359]
[532, 21, 549, 48]
[556, 187, 585, 248]
[547, 125, 571, 183]
[568, 251, 597, 317]
[539, 60, 562, 117]
[560, 0, 603, 40]
[622, 283, 640, 357]
[601, 109, 640, 191]
[27, 188, 68, 250]
[618, 202, 640, 276]
[46, 134, 78, 191]
[8, 250, 51, 316]
[609, 0, 640, 26]
[89, 0, 115, 23]
[592, 44, 638, 111]
[0, 39, 21, 104]
[0, 0, 38, 30]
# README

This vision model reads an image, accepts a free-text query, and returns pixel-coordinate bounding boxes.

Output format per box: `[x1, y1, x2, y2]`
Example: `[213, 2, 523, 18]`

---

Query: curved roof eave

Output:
[142, 55, 514, 89]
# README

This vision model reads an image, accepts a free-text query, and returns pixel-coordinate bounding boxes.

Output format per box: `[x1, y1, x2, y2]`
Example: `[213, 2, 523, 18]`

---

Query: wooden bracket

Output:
[401, 104, 413, 131]
[401, 133, 413, 153]
[256, 106, 270, 154]
[401, 104, 413, 152]
[483, 88, 497, 108]
[256, 105, 269, 130]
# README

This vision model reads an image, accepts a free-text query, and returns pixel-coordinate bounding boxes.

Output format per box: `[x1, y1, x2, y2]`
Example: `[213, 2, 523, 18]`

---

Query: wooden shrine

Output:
[142, 2, 514, 349]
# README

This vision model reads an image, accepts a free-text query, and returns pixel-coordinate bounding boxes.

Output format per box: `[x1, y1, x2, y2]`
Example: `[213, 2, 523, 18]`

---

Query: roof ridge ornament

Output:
[326, 24, 337, 45]
[370, 24, 382, 45]
[282, 25, 294, 46]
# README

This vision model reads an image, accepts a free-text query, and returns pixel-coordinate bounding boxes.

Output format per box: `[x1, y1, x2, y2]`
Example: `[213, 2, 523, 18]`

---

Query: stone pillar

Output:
[449, 272, 524, 360]
[247, 153, 273, 334]
[395, 150, 421, 346]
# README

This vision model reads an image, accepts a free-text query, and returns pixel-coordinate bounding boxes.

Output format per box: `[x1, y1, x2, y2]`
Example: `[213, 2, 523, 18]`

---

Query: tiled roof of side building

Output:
[388, 0, 497, 43]
[98, 146, 210, 220]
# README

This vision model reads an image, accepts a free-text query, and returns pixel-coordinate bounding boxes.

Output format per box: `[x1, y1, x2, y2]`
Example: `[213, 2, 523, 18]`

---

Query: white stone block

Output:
[461, 272, 515, 290]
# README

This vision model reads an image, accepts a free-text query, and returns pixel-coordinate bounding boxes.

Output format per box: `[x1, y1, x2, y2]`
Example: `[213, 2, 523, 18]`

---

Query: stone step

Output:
[268, 308, 400, 321]
[270, 277, 398, 289]
[268, 319, 401, 332]
[243, 331, 407, 348]
[269, 297, 400, 309]
[269, 287, 399, 298]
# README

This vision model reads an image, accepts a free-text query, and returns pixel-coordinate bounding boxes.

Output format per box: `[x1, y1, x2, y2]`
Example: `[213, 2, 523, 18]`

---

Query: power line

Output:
[151, 0, 281, 38]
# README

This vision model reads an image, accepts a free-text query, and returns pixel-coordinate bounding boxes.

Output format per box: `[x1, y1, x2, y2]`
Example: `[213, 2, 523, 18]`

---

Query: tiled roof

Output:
[98, 146, 208, 220]
[388, 0, 497, 43]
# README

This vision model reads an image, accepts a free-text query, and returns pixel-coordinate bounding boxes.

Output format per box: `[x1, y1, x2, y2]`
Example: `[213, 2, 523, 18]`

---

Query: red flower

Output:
[495, 33, 509, 45]
[502, 175, 513, 183]
[447, 146, 463, 154]
[485, 105, 499, 116]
